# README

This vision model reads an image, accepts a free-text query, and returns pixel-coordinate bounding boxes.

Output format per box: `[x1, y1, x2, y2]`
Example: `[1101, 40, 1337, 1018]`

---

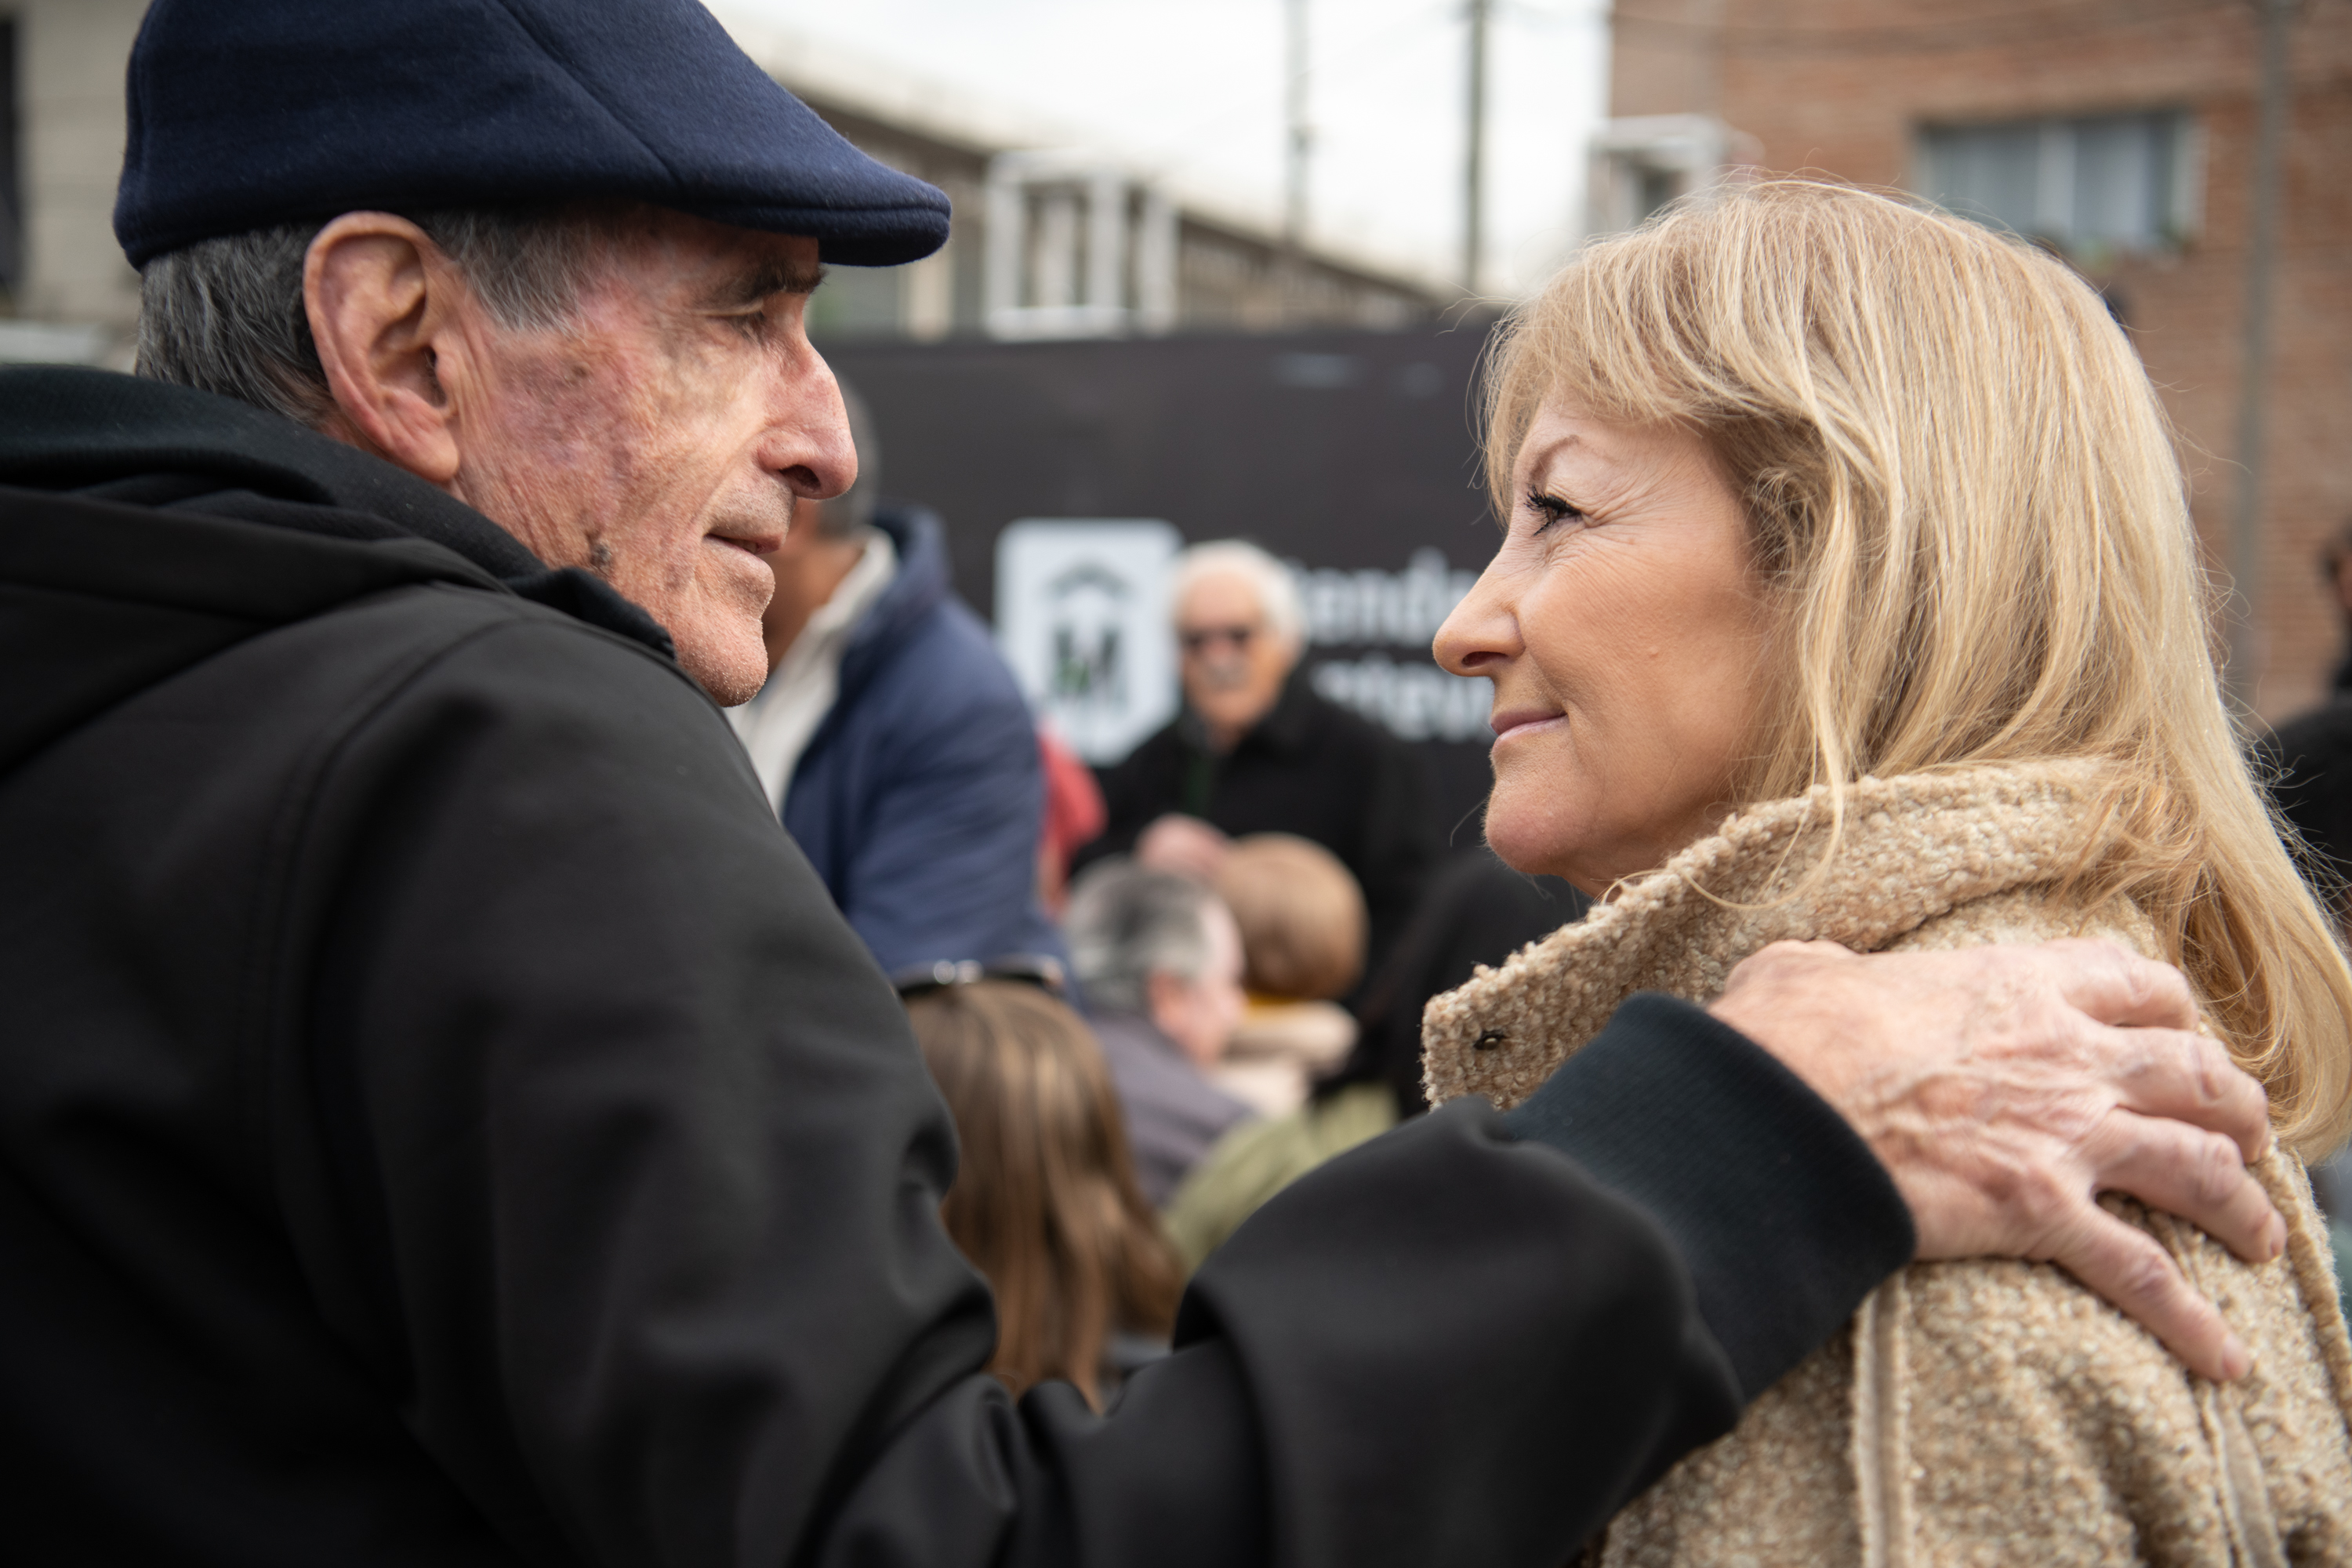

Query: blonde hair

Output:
[1483, 180, 2352, 1154]
[904, 981, 1181, 1406]
[1214, 833, 1369, 1000]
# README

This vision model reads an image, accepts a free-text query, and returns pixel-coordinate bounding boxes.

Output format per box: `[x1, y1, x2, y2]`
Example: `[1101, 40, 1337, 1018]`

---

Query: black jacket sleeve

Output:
[1349, 732, 1443, 970]
[278, 615, 1909, 1568]
[1077, 723, 1180, 869]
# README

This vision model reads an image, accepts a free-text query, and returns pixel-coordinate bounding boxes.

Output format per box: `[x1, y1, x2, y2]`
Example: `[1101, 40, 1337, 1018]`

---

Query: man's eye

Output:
[723, 310, 770, 340]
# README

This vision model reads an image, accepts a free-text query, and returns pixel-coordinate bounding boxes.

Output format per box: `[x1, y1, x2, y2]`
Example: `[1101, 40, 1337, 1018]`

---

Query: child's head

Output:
[903, 979, 1181, 1404]
[1213, 833, 1367, 1001]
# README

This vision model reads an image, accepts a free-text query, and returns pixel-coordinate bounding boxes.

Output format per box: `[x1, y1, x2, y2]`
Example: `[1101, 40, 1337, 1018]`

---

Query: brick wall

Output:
[1613, 0, 2352, 721]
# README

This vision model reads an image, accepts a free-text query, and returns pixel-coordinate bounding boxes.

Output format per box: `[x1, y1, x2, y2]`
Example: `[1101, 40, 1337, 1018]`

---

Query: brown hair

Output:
[905, 982, 1182, 1405]
[1213, 833, 1367, 1001]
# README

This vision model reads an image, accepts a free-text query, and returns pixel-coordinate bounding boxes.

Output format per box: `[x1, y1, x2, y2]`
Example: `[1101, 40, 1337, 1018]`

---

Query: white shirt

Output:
[727, 530, 897, 813]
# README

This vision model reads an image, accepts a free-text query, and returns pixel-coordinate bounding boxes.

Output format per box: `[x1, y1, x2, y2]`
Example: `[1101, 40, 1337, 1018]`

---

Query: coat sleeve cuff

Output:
[1501, 993, 1915, 1401]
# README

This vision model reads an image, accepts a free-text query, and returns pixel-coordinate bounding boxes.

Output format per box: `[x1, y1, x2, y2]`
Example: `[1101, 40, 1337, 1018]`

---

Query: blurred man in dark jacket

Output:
[2256, 517, 2352, 1289]
[1087, 539, 1440, 970]
[730, 384, 1062, 976]
[2265, 518, 2352, 908]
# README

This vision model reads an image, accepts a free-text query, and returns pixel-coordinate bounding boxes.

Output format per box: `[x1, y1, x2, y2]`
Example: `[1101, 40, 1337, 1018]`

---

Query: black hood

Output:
[0, 365, 672, 781]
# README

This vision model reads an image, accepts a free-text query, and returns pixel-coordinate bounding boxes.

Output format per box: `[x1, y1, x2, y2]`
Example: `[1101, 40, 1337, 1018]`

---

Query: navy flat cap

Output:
[114, 0, 950, 268]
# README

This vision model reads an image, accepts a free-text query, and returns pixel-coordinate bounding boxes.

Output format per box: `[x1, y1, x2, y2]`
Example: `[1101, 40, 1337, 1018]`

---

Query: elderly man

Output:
[0, 2, 2288, 1565]
[729, 382, 1064, 978]
[1065, 863, 1257, 1205]
[1089, 540, 1440, 970]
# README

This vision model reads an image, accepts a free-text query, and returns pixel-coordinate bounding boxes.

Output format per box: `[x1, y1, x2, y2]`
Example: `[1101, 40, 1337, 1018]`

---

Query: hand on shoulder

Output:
[1711, 937, 2285, 1382]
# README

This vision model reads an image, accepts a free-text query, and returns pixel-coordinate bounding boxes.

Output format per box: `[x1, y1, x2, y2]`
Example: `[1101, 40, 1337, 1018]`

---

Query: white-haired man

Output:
[1089, 539, 1442, 970]
[0, 2, 2292, 1564]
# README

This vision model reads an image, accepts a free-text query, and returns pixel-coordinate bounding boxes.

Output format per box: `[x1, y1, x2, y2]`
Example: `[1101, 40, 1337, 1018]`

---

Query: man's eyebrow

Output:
[707, 256, 827, 307]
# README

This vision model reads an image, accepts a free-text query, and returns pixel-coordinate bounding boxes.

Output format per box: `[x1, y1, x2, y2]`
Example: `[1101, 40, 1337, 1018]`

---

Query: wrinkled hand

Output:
[1710, 938, 2284, 1382]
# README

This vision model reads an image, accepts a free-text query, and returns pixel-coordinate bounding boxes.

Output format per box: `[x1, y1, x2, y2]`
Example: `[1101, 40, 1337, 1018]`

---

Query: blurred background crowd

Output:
[6, 0, 2350, 1403]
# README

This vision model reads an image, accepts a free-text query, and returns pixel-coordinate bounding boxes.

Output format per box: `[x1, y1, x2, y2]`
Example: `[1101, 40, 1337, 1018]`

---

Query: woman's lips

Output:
[1490, 708, 1566, 742]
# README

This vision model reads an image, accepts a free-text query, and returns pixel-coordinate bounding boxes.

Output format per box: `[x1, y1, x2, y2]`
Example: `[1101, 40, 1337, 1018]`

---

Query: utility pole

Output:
[2227, 0, 2293, 710]
[1284, 0, 1309, 253]
[1462, 0, 1490, 296]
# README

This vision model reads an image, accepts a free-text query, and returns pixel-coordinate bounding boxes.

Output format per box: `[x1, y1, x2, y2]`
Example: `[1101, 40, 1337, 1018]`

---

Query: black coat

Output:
[2263, 695, 2352, 899]
[1087, 670, 1443, 968]
[0, 367, 1910, 1567]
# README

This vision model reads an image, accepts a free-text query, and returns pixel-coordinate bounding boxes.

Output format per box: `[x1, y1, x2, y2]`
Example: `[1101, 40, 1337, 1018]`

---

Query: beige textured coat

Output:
[1423, 763, 2352, 1566]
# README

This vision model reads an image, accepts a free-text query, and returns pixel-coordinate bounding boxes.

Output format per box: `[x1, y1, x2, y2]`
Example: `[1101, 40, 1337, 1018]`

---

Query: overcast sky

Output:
[728, 0, 1612, 296]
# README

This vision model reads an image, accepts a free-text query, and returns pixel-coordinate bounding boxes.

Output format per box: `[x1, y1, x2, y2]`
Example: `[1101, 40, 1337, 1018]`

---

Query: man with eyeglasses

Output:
[1087, 539, 1443, 972]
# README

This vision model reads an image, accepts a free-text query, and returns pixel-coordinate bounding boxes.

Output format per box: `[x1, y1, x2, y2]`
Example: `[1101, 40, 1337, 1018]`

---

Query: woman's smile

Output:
[1488, 706, 1566, 743]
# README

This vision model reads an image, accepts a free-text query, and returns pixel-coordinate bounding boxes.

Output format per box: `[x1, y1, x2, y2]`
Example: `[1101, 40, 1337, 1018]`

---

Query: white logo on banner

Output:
[1308, 655, 1493, 744]
[996, 519, 1182, 764]
[1291, 547, 1494, 743]
[1293, 547, 1480, 648]
[998, 529, 1494, 760]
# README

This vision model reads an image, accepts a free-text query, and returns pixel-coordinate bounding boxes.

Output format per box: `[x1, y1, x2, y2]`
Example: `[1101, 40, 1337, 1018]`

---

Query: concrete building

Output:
[713, 14, 1450, 340]
[0, 2, 1444, 364]
[0, 0, 144, 366]
[1593, 0, 2352, 723]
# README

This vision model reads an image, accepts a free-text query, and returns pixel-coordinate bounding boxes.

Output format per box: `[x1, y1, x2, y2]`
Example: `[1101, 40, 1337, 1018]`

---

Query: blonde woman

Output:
[1426, 181, 2352, 1561]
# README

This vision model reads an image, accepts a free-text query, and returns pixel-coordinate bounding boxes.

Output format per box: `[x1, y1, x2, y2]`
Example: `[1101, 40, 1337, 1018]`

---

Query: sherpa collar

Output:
[1422, 760, 2121, 1111]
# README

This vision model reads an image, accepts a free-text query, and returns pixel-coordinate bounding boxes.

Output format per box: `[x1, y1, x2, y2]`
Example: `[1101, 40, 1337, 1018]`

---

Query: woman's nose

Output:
[1434, 563, 1522, 677]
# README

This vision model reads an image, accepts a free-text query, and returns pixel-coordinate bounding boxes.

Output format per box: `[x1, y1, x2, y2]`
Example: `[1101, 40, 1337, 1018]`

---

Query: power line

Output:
[1139, 2, 1452, 176]
[1464, 0, 1490, 292]
[2227, 0, 2296, 708]
[1285, 0, 1310, 250]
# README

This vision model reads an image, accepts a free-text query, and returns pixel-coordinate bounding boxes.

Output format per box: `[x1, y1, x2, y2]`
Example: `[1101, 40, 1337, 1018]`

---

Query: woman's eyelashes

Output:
[1525, 487, 1588, 534]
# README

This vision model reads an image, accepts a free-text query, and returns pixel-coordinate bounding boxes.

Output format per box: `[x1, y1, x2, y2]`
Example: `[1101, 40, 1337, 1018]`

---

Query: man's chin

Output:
[695, 648, 771, 707]
[666, 615, 773, 707]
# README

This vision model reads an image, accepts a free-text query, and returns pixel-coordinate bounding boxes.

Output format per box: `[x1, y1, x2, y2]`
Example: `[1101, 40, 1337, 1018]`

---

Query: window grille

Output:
[1915, 111, 2200, 254]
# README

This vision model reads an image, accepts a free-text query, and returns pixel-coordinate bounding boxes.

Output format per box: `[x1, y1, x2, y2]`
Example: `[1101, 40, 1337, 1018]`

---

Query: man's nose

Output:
[763, 362, 856, 501]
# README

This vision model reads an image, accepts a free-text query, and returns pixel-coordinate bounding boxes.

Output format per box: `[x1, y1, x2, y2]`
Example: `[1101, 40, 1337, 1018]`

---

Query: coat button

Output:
[1473, 1029, 1508, 1051]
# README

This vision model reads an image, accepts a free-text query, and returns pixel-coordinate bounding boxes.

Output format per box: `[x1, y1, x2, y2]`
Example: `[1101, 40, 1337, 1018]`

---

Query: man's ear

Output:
[1145, 968, 1189, 1036]
[304, 212, 468, 487]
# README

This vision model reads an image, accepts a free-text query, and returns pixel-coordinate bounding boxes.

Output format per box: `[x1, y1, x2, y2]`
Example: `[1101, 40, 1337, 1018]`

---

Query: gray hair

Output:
[1064, 861, 1221, 1014]
[134, 207, 621, 428]
[1170, 539, 1305, 645]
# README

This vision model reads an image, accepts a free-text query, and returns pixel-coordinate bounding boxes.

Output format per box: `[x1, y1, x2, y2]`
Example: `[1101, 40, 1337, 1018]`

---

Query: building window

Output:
[1915, 111, 2198, 255]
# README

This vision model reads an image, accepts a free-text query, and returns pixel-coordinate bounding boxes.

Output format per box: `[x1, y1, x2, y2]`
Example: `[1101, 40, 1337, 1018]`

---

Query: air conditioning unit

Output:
[984, 151, 1179, 341]
[1587, 114, 1756, 237]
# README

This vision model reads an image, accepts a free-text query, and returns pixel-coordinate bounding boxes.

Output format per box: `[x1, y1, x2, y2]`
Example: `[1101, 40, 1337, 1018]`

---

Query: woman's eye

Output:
[1526, 490, 1585, 533]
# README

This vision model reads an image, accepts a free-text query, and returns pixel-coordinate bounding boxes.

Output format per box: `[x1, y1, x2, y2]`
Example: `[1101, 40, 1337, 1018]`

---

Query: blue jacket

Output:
[782, 505, 1067, 977]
